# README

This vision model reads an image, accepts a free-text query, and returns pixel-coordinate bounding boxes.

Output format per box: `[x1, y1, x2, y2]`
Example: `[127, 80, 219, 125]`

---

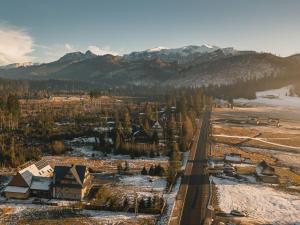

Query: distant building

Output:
[267, 118, 280, 127]
[4, 161, 53, 199]
[256, 161, 279, 184]
[224, 153, 242, 164]
[247, 116, 260, 125]
[52, 164, 91, 200]
[133, 129, 152, 144]
[150, 120, 164, 141]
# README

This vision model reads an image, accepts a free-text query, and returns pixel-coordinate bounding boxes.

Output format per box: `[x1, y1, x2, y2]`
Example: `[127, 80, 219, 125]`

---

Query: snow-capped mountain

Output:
[146, 46, 169, 52]
[124, 44, 235, 63]
[57, 50, 97, 63]
[0, 62, 39, 70]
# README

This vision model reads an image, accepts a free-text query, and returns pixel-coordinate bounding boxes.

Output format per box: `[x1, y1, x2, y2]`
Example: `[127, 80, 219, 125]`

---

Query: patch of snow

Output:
[81, 210, 155, 223]
[3, 186, 29, 193]
[212, 176, 300, 224]
[157, 177, 181, 225]
[119, 175, 167, 192]
[236, 86, 300, 110]
[147, 46, 169, 52]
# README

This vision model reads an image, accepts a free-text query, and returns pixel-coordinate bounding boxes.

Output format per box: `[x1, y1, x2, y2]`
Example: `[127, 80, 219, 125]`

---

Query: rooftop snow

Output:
[4, 186, 29, 193]
[30, 177, 52, 191]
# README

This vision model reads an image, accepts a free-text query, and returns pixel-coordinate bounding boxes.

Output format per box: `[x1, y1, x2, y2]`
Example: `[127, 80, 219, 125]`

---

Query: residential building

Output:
[4, 161, 53, 199]
[52, 164, 91, 200]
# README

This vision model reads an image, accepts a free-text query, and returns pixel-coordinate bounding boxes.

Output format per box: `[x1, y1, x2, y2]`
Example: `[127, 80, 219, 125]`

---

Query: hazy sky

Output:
[1, 0, 300, 65]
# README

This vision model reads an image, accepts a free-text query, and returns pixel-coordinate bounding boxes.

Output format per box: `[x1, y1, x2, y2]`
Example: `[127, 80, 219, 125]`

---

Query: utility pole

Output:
[134, 193, 139, 217]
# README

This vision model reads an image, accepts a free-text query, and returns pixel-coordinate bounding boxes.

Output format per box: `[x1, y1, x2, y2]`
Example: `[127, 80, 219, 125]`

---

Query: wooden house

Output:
[4, 161, 53, 199]
[52, 164, 91, 200]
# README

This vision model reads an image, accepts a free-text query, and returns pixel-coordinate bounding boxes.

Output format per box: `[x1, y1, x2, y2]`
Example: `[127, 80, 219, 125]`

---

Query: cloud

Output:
[88, 45, 119, 56]
[64, 43, 74, 51]
[0, 23, 34, 65]
[33, 43, 78, 63]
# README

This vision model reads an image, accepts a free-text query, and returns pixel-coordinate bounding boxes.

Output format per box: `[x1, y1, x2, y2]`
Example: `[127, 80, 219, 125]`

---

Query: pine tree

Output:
[124, 161, 129, 171]
[117, 162, 123, 174]
[149, 165, 155, 176]
[141, 166, 148, 175]
[123, 197, 129, 210]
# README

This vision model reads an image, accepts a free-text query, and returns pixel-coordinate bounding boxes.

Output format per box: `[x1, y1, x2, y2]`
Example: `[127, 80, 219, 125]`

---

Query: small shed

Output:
[256, 161, 279, 184]
[224, 153, 242, 164]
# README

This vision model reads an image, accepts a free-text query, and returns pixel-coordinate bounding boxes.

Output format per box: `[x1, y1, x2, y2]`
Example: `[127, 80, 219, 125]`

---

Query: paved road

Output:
[180, 110, 211, 225]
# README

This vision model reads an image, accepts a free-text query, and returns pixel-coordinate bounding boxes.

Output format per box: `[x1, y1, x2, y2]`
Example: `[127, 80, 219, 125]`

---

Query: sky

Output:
[0, 0, 300, 65]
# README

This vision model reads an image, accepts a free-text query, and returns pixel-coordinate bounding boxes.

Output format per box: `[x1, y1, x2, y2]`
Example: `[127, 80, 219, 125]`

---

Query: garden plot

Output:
[119, 175, 167, 192]
[0, 202, 156, 225]
[212, 176, 300, 225]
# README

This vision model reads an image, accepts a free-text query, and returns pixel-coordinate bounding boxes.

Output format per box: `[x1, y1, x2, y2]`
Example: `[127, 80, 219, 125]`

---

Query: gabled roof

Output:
[8, 162, 53, 188]
[8, 172, 31, 187]
[133, 129, 150, 138]
[54, 165, 88, 187]
[74, 165, 87, 184]
[150, 120, 163, 129]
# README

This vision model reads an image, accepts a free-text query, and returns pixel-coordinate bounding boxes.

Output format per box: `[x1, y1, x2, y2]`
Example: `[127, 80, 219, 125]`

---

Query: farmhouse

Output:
[52, 164, 91, 200]
[4, 161, 53, 199]
[256, 161, 279, 184]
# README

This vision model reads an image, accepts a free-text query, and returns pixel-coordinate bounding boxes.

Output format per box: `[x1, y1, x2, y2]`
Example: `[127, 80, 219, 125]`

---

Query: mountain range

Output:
[0, 45, 299, 88]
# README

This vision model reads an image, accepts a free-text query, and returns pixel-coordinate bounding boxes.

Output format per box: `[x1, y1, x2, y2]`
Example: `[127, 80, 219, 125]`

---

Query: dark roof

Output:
[75, 165, 87, 184]
[133, 129, 150, 138]
[21, 170, 33, 186]
[34, 160, 49, 170]
[8, 172, 30, 188]
[54, 166, 70, 181]
[54, 165, 87, 186]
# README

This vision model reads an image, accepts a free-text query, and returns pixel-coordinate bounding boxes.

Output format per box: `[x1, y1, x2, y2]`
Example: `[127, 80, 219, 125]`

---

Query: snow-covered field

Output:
[236, 86, 300, 110]
[66, 137, 169, 161]
[81, 210, 156, 224]
[0, 201, 155, 224]
[212, 176, 300, 225]
[119, 175, 167, 192]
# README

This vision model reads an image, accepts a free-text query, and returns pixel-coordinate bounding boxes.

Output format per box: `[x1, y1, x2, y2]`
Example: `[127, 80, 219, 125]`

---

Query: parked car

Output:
[32, 198, 45, 205]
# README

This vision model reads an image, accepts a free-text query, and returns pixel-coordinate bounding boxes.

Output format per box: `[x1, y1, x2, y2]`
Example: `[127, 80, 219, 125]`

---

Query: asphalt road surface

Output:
[180, 110, 211, 225]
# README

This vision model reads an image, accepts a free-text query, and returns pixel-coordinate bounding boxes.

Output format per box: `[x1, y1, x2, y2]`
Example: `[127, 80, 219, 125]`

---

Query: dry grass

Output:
[275, 167, 300, 185]
[212, 143, 276, 165]
[17, 217, 156, 225]
[235, 166, 256, 175]
[213, 125, 259, 138]
[17, 217, 98, 225]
